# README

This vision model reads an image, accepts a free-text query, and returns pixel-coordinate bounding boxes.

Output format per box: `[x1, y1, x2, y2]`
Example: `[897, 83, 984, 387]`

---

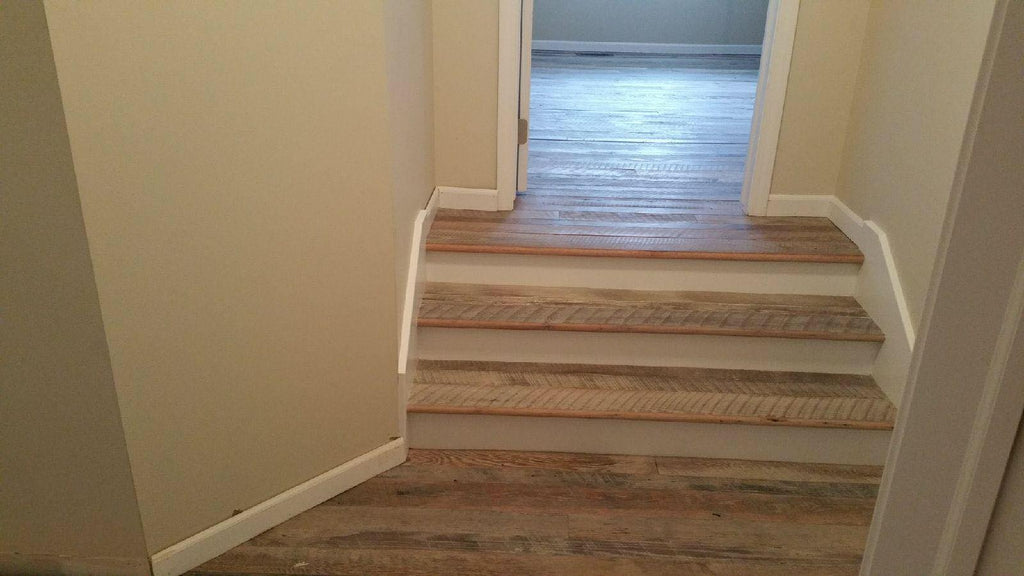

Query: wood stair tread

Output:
[426, 198, 865, 264]
[419, 283, 885, 342]
[408, 360, 896, 430]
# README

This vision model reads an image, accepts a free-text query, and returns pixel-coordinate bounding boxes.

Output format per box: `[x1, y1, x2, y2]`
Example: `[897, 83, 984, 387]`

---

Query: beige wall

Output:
[432, 0, 498, 190]
[978, 417, 1024, 574]
[386, 0, 436, 323]
[836, 0, 999, 329]
[0, 2, 149, 573]
[534, 0, 768, 45]
[771, 0, 872, 197]
[972, 3, 1024, 570]
[45, 0, 402, 554]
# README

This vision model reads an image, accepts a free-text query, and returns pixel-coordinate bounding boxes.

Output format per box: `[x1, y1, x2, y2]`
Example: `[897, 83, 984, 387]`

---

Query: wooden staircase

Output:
[408, 210, 895, 465]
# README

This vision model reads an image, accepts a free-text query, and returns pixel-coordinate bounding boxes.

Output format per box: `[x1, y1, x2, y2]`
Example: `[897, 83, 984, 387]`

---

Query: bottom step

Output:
[408, 414, 892, 465]
[408, 360, 895, 464]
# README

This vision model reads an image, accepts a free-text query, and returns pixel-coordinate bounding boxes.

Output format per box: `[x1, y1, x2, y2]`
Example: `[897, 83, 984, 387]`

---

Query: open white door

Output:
[517, 0, 533, 192]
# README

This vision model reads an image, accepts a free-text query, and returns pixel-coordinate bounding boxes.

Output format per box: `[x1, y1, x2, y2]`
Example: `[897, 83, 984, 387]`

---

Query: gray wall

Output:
[534, 0, 769, 45]
[0, 2, 149, 573]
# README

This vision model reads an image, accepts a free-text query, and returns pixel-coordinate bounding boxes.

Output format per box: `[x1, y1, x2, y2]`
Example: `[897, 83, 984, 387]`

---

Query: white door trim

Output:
[502, 0, 799, 217]
[496, 0, 521, 210]
[516, 0, 534, 192]
[741, 0, 800, 216]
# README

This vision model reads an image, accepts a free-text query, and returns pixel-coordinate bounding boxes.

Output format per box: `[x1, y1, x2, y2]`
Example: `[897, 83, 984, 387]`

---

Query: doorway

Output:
[502, 0, 800, 219]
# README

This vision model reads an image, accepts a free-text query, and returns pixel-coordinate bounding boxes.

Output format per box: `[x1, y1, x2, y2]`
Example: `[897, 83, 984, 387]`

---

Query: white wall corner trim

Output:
[398, 189, 439, 436]
[531, 41, 763, 56]
[437, 186, 499, 211]
[150, 439, 408, 576]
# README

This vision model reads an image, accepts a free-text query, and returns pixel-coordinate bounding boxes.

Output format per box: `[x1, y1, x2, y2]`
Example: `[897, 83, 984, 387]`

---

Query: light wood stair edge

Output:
[425, 242, 866, 264]
[416, 318, 886, 342]
[406, 400, 895, 431]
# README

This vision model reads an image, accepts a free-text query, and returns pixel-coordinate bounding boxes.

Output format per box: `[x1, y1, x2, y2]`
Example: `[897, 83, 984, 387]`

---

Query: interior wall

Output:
[770, 0, 872, 197]
[432, 0, 498, 190]
[977, 416, 1024, 574]
[533, 0, 768, 45]
[385, 0, 436, 325]
[45, 0, 402, 554]
[0, 2, 149, 573]
[835, 0, 1000, 330]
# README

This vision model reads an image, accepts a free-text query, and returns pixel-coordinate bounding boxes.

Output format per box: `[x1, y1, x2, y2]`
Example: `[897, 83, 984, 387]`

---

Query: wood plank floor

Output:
[409, 360, 896, 429]
[189, 449, 881, 575]
[427, 53, 862, 262]
[419, 283, 885, 342]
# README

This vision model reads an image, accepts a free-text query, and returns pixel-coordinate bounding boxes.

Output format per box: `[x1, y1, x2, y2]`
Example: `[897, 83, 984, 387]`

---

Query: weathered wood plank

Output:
[191, 547, 863, 576]
[326, 476, 878, 526]
[188, 447, 880, 576]
[419, 283, 885, 342]
[656, 457, 884, 485]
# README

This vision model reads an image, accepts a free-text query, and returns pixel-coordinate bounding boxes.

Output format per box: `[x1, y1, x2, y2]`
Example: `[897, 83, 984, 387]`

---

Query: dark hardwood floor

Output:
[189, 449, 880, 575]
[427, 53, 862, 262]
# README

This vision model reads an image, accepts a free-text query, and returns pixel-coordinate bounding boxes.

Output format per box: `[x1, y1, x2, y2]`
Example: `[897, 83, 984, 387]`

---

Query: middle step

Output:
[418, 283, 884, 374]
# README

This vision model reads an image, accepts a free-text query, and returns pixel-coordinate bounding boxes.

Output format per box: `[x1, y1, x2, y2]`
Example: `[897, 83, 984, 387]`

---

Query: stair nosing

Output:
[426, 242, 866, 264]
[407, 399, 895, 431]
[417, 318, 886, 342]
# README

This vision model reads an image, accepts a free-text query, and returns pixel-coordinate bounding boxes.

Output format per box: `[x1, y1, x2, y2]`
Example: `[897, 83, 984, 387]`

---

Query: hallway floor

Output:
[189, 449, 880, 575]
[428, 53, 861, 262]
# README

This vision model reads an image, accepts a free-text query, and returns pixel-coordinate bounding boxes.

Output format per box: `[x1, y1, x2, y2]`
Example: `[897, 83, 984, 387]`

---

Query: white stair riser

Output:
[418, 327, 880, 374]
[426, 252, 860, 296]
[409, 413, 892, 465]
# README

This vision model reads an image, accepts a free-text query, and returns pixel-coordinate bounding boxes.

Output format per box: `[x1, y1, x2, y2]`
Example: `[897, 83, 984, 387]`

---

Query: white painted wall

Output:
[0, 3, 149, 573]
[533, 0, 768, 45]
[45, 0, 405, 555]
[432, 0, 498, 190]
[836, 0, 1000, 331]
[771, 0, 872, 198]
[977, 418, 1024, 575]
[386, 0, 437, 329]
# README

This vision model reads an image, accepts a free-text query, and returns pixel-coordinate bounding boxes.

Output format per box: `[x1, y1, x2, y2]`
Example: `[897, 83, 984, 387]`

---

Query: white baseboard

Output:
[437, 186, 500, 211]
[533, 40, 762, 56]
[397, 189, 439, 436]
[150, 438, 407, 576]
[765, 194, 916, 404]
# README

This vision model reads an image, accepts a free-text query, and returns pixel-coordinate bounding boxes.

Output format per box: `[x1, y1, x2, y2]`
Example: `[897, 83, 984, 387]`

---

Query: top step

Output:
[427, 199, 864, 264]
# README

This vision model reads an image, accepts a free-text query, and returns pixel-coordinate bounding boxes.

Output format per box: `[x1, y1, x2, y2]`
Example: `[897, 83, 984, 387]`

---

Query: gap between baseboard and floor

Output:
[768, 194, 915, 405]
[532, 41, 763, 56]
[149, 439, 407, 576]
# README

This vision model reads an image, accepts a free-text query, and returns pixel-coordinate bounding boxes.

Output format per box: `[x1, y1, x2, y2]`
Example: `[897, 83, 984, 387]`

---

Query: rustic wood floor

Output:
[427, 53, 862, 262]
[190, 449, 880, 575]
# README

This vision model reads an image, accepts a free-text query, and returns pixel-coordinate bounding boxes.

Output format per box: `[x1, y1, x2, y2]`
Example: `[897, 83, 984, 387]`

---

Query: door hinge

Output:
[518, 118, 529, 145]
